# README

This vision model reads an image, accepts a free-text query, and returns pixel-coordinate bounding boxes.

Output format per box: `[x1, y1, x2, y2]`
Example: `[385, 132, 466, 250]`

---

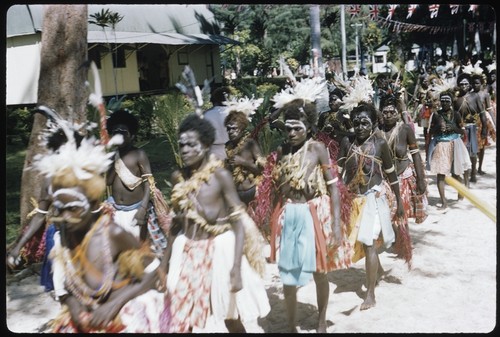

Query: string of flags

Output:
[346, 4, 482, 21]
[344, 4, 493, 35]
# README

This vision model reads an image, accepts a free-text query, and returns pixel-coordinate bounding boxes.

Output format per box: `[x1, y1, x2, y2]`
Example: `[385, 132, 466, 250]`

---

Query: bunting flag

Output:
[387, 4, 398, 20]
[369, 4, 379, 20]
[429, 4, 440, 18]
[347, 4, 361, 18]
[450, 4, 460, 15]
[469, 5, 478, 13]
[407, 5, 418, 19]
[377, 17, 465, 34]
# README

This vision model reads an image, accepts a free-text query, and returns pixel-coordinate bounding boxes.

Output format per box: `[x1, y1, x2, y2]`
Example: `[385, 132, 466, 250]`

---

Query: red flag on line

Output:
[450, 4, 460, 15]
[387, 4, 398, 20]
[347, 5, 361, 18]
[407, 4, 418, 19]
[429, 4, 440, 19]
[369, 5, 379, 20]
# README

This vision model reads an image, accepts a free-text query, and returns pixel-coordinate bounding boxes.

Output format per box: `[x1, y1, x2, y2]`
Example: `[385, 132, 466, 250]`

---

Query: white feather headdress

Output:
[32, 135, 116, 181]
[30, 105, 120, 181]
[487, 63, 496, 73]
[340, 76, 375, 112]
[431, 79, 456, 96]
[462, 60, 484, 76]
[223, 96, 264, 121]
[272, 77, 326, 109]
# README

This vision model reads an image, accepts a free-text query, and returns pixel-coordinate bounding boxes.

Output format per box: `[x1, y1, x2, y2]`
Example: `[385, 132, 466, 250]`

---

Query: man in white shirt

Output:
[203, 86, 231, 160]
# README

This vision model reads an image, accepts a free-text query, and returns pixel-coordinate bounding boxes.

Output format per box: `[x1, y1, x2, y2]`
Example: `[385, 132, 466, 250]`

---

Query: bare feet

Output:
[437, 202, 448, 209]
[317, 321, 327, 333]
[478, 170, 486, 175]
[360, 295, 376, 310]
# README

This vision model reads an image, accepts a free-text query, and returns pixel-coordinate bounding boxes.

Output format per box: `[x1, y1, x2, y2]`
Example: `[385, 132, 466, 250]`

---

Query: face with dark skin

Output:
[459, 78, 471, 94]
[285, 118, 308, 149]
[226, 120, 245, 143]
[50, 186, 97, 243]
[329, 93, 343, 112]
[472, 78, 482, 92]
[178, 130, 209, 169]
[381, 104, 399, 129]
[352, 110, 374, 144]
[110, 123, 133, 149]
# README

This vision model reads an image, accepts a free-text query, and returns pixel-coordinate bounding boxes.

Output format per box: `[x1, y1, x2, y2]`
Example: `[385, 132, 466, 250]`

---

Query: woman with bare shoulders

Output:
[338, 101, 404, 311]
[380, 98, 428, 224]
[223, 97, 266, 205]
[163, 113, 270, 333]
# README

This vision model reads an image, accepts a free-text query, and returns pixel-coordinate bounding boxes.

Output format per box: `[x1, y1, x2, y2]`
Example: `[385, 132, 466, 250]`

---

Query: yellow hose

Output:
[444, 176, 497, 222]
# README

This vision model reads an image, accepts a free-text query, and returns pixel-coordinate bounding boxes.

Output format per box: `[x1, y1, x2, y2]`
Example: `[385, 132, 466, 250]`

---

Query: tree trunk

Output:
[19, 5, 88, 226]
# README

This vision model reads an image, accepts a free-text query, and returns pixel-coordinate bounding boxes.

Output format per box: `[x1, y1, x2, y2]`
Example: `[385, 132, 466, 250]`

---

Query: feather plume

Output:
[431, 80, 456, 96]
[176, 65, 205, 116]
[272, 77, 326, 109]
[487, 63, 496, 73]
[36, 106, 79, 148]
[279, 58, 297, 86]
[223, 96, 263, 121]
[87, 61, 110, 144]
[340, 76, 375, 112]
[31, 135, 115, 181]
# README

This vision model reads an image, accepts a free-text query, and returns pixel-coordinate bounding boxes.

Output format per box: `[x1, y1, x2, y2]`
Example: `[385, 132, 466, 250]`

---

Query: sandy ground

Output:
[5, 127, 497, 334]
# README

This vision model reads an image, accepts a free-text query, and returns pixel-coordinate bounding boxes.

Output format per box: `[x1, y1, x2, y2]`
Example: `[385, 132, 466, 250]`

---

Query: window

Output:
[112, 46, 126, 68]
[374, 55, 384, 64]
[88, 48, 101, 69]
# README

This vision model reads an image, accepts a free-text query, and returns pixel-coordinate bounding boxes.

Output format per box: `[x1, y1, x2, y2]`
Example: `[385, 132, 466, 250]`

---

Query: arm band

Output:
[409, 149, 419, 155]
[390, 180, 399, 186]
[326, 177, 338, 186]
[144, 258, 161, 273]
[384, 165, 395, 174]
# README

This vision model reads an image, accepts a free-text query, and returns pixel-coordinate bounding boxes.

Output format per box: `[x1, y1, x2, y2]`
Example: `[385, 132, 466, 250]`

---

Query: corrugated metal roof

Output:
[86, 4, 215, 34]
[7, 4, 238, 45]
[87, 31, 236, 46]
[6, 4, 44, 37]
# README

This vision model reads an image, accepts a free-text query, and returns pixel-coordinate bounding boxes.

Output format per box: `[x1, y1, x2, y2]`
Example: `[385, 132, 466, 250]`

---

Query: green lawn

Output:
[5, 136, 178, 245]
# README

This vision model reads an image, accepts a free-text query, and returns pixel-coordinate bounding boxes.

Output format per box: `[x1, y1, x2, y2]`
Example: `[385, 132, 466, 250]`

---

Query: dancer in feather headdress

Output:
[338, 99, 405, 311]
[6, 107, 91, 292]
[223, 96, 266, 203]
[27, 110, 166, 333]
[266, 77, 353, 333]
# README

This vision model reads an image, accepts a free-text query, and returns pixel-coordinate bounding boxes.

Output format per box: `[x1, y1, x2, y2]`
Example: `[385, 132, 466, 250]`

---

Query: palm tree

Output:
[88, 8, 124, 98]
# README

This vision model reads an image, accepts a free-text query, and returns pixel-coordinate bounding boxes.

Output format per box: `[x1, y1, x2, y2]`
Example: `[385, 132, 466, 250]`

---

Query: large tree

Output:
[19, 5, 89, 226]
